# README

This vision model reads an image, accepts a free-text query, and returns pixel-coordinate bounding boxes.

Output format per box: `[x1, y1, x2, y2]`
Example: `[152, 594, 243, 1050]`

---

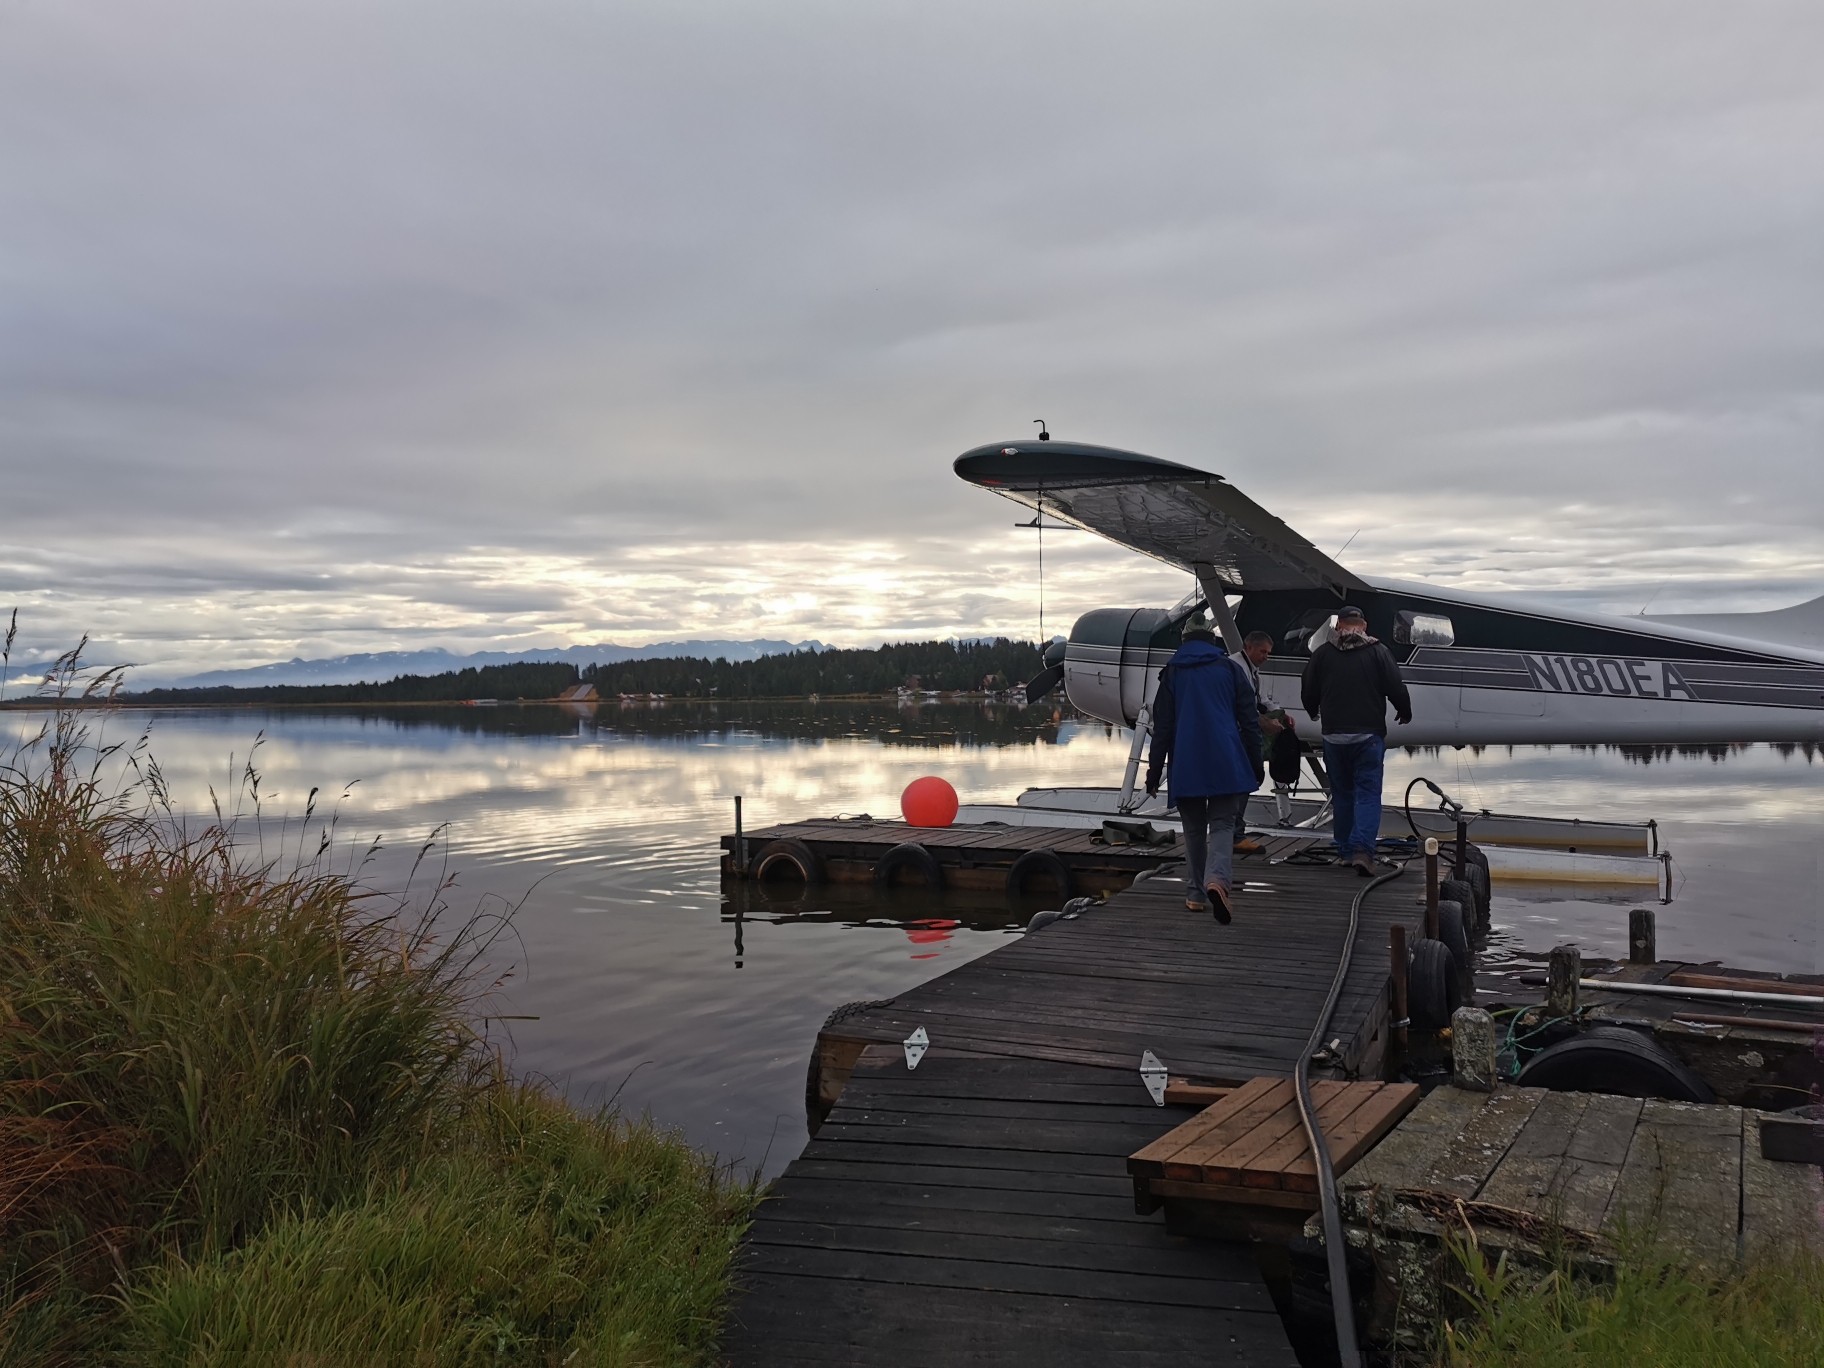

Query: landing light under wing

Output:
[954, 441, 1368, 597]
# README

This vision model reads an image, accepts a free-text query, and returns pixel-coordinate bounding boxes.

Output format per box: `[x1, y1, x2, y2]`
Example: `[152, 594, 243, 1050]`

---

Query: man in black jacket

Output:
[1300, 606, 1412, 876]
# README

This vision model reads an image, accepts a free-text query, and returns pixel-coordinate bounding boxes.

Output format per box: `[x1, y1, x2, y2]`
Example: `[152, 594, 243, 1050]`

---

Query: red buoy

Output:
[901, 775, 959, 828]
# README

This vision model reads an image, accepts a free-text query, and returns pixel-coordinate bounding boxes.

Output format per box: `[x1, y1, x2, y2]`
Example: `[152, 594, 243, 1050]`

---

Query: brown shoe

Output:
[1206, 883, 1234, 924]
[1351, 854, 1375, 877]
[1232, 837, 1265, 855]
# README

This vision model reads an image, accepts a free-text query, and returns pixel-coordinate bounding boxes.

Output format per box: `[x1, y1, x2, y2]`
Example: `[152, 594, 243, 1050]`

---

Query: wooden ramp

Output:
[1129, 1078, 1421, 1215]
[722, 1050, 1302, 1367]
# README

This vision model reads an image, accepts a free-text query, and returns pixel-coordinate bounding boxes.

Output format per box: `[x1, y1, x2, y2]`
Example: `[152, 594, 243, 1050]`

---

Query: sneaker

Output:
[1206, 883, 1234, 924]
[1232, 837, 1265, 855]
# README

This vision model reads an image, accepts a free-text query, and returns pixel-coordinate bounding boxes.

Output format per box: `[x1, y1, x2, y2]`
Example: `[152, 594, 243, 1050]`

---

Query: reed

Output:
[0, 655, 754, 1365]
[1440, 1234, 1824, 1367]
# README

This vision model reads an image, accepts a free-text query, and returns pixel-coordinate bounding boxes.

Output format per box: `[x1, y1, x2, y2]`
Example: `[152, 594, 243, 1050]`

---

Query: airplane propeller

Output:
[1024, 639, 1069, 704]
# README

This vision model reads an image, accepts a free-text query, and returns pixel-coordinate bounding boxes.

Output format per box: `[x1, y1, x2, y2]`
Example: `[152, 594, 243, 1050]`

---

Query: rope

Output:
[1295, 859, 1405, 1368]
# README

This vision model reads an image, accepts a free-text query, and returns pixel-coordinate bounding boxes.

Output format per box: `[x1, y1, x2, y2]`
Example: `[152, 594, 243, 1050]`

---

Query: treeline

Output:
[127, 662, 579, 705]
[584, 639, 1043, 698]
[118, 639, 1046, 705]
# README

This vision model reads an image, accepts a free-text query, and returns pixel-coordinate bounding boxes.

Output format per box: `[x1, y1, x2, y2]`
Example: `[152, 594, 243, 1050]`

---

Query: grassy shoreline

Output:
[0, 710, 756, 1366]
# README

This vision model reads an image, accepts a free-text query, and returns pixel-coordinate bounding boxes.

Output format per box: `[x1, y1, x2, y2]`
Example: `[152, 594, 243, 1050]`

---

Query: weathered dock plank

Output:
[723, 1051, 1302, 1367]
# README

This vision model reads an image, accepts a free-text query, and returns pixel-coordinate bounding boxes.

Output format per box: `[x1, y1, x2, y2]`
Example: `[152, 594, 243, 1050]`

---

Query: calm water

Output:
[5, 702, 1819, 1177]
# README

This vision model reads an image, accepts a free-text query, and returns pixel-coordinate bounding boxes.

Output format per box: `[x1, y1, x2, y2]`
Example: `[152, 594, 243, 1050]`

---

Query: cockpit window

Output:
[1395, 611, 1455, 647]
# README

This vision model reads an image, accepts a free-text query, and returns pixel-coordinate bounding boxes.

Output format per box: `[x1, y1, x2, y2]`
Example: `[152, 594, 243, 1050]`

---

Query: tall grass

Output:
[0, 655, 755, 1366]
[1441, 1234, 1824, 1367]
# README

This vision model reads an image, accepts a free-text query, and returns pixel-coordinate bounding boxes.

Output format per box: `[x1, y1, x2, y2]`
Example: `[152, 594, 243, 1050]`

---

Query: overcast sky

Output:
[2, 1, 1819, 676]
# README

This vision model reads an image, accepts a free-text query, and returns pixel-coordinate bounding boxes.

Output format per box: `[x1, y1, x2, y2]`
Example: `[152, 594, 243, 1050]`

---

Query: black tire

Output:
[1517, 1025, 1715, 1103]
[1459, 843, 1493, 915]
[1408, 937, 1461, 1029]
[1437, 899, 1470, 971]
[1440, 878, 1475, 922]
[1463, 863, 1492, 927]
[874, 841, 945, 891]
[751, 838, 823, 885]
[1007, 848, 1074, 900]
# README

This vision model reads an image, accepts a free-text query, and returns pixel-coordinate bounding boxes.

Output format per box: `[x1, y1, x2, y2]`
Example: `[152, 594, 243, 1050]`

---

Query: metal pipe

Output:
[1668, 1013, 1820, 1034]
[1580, 979, 1824, 1009]
[1116, 703, 1152, 814]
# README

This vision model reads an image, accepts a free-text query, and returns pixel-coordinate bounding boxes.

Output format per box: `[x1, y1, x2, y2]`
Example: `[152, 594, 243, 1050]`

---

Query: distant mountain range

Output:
[52, 640, 828, 693]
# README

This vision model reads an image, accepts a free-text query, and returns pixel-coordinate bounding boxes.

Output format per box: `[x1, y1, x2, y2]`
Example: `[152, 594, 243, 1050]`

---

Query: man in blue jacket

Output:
[1144, 626, 1265, 924]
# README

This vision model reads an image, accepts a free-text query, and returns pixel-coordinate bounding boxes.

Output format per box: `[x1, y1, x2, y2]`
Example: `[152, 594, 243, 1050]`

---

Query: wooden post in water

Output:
[734, 795, 747, 876]
[1629, 907, 1657, 964]
[1424, 838, 1440, 941]
[1454, 819, 1468, 877]
[1390, 924, 1409, 1031]
[1547, 944, 1580, 1018]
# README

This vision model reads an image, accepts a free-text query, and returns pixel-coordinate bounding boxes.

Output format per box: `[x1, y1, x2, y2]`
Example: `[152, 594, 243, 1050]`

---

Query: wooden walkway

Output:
[724, 841, 1424, 1366]
[722, 1049, 1302, 1367]
[807, 851, 1421, 1101]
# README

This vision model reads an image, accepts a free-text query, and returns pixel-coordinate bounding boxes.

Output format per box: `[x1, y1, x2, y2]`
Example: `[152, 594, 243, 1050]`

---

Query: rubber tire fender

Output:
[1408, 937, 1462, 1030]
[1440, 879, 1476, 927]
[1007, 848, 1074, 900]
[1459, 844, 1493, 917]
[751, 838, 823, 885]
[1436, 899, 1471, 971]
[874, 841, 945, 891]
[1517, 1025, 1715, 1103]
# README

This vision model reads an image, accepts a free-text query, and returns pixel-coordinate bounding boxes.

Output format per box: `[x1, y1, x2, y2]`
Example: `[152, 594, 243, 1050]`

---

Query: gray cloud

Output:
[1, 0, 1819, 672]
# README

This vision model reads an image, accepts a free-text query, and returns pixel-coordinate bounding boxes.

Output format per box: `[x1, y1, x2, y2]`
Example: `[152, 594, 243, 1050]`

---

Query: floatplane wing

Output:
[956, 439, 1824, 746]
[952, 440, 1368, 596]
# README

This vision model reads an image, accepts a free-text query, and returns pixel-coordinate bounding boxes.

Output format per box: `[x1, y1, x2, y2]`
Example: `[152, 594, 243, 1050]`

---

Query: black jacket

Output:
[1300, 639, 1412, 738]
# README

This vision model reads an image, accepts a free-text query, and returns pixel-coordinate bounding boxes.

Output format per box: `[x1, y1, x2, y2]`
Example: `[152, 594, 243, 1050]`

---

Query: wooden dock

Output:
[723, 816, 1320, 898]
[1334, 1083, 1824, 1354]
[722, 838, 1424, 1366]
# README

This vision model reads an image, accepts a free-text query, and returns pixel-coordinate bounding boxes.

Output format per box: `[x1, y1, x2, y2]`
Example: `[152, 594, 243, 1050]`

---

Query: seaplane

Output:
[948, 438, 1824, 881]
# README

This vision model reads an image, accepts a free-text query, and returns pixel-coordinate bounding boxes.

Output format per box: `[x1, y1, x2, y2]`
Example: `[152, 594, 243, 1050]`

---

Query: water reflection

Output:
[0, 701, 1816, 1178]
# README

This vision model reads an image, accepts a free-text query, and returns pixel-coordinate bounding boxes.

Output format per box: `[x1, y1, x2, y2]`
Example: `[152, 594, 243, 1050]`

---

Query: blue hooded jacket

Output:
[1144, 639, 1264, 803]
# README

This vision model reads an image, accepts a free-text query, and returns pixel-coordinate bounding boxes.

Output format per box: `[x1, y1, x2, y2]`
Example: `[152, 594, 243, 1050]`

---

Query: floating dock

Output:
[722, 841, 1413, 1366]
[720, 822, 1823, 1364]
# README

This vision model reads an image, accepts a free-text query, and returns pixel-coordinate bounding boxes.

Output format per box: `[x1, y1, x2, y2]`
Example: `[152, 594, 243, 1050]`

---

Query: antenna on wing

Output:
[1033, 419, 1050, 441]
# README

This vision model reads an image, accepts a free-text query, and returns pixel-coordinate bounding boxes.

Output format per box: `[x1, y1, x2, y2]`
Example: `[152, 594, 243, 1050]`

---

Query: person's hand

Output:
[1261, 716, 1284, 736]
[1145, 775, 1159, 797]
[1396, 711, 1413, 726]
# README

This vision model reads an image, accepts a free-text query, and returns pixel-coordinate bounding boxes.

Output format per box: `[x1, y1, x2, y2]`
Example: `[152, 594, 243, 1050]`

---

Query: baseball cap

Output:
[1336, 605, 1367, 622]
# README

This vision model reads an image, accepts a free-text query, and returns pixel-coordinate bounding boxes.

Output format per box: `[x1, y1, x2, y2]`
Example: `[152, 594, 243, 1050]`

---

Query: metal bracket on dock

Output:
[903, 1026, 929, 1070]
[1139, 1050, 1169, 1106]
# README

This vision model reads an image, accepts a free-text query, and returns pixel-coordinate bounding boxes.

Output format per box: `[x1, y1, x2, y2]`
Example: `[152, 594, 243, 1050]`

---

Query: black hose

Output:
[1295, 860, 1405, 1368]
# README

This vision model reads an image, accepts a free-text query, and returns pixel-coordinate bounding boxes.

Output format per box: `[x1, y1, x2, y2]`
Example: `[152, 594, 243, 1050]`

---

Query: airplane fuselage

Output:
[1063, 579, 1824, 746]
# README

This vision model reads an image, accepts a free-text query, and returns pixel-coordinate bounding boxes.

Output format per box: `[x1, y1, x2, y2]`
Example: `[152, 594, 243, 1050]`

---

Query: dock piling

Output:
[1424, 838, 1439, 940]
[1390, 923, 1409, 1030]
[1451, 1007, 1498, 1091]
[1629, 906, 1657, 964]
[1547, 943, 1581, 1017]
[734, 796, 746, 875]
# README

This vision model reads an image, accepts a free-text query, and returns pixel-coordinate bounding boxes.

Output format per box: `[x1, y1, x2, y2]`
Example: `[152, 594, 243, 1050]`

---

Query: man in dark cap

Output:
[1300, 606, 1412, 876]
[1144, 625, 1264, 923]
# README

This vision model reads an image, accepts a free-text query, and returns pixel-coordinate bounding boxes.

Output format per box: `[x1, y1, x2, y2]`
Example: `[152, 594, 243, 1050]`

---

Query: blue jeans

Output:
[1179, 793, 1245, 899]
[1323, 736, 1385, 859]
